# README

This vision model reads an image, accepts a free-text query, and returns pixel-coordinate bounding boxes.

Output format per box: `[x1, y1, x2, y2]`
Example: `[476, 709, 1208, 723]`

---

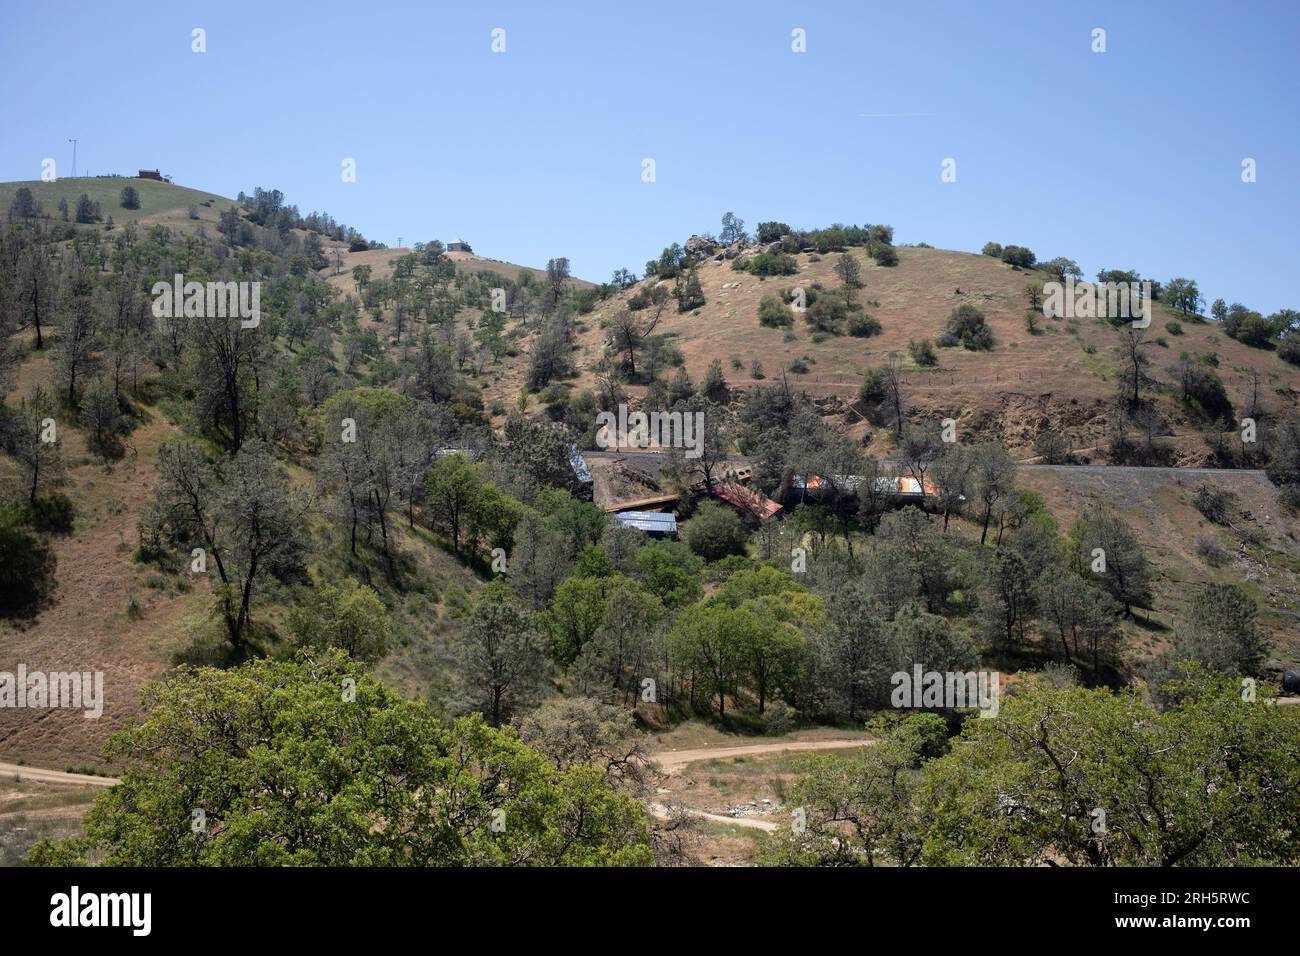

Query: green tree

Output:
[980, 548, 1036, 651]
[1036, 571, 1120, 673]
[425, 454, 484, 555]
[574, 579, 665, 700]
[814, 582, 893, 719]
[633, 540, 702, 609]
[719, 211, 747, 245]
[1071, 506, 1153, 615]
[970, 443, 1015, 545]
[758, 715, 942, 866]
[287, 580, 390, 663]
[508, 511, 571, 610]
[918, 670, 1300, 866]
[668, 602, 753, 716]
[452, 599, 550, 726]
[515, 696, 654, 795]
[701, 357, 730, 404]
[1164, 277, 1202, 316]
[29, 653, 649, 866]
[684, 500, 748, 562]
[540, 575, 614, 665]
[146, 439, 309, 652]
[1161, 583, 1266, 678]
[9, 385, 64, 503]
[674, 268, 705, 312]
[834, 252, 863, 290]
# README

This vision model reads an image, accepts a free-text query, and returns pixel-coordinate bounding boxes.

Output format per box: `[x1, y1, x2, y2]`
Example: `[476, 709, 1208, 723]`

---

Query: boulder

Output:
[684, 235, 718, 259]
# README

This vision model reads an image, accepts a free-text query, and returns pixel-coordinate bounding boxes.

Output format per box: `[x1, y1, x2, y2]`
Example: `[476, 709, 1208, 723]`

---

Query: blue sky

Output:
[4, 0, 1298, 312]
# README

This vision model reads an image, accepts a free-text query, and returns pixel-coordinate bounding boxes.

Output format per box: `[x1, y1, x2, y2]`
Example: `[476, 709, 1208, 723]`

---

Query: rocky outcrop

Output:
[685, 235, 718, 259]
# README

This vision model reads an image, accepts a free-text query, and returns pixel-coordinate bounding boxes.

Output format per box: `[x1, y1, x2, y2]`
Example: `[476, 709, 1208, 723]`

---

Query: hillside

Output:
[314, 233, 1300, 463]
[557, 245, 1300, 462]
[2, 184, 1299, 871]
[0, 177, 231, 228]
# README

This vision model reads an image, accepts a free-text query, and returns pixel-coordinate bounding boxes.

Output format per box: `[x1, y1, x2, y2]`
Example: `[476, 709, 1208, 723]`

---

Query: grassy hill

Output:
[0, 176, 232, 226]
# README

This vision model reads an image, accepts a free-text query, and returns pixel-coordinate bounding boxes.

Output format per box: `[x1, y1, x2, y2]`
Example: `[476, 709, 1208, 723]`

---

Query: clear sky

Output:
[4, 0, 1298, 312]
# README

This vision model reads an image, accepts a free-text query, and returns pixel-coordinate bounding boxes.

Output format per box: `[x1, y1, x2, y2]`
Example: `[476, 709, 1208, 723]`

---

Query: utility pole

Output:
[68, 138, 77, 178]
[397, 235, 403, 250]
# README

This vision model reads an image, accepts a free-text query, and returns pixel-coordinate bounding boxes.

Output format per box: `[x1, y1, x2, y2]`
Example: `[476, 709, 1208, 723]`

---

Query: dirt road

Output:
[652, 738, 872, 774]
[648, 738, 872, 836]
[648, 803, 783, 832]
[0, 762, 118, 788]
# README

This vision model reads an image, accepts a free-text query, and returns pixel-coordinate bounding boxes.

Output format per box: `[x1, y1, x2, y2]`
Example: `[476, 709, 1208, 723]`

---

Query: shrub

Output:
[757, 296, 794, 328]
[0, 514, 57, 617]
[908, 338, 938, 366]
[570, 287, 600, 314]
[1180, 364, 1233, 422]
[805, 290, 851, 334]
[1196, 535, 1230, 567]
[1034, 430, 1071, 465]
[746, 251, 798, 277]
[944, 304, 993, 350]
[1192, 484, 1235, 525]
[1166, 320, 1183, 336]
[787, 358, 810, 374]
[763, 700, 797, 736]
[859, 366, 887, 403]
[1279, 483, 1300, 512]
[24, 493, 75, 535]
[847, 313, 882, 337]
[981, 242, 1003, 258]
[871, 245, 899, 267]
[1279, 337, 1300, 366]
